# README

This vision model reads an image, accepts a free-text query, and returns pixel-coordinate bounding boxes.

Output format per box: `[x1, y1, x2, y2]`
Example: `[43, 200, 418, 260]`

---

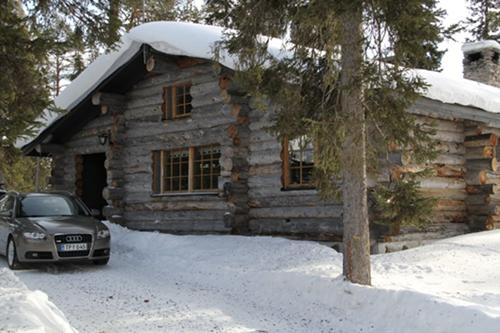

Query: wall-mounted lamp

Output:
[98, 131, 110, 146]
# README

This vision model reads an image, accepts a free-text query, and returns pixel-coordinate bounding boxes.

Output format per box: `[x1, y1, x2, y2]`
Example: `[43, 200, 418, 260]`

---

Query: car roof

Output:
[20, 191, 74, 197]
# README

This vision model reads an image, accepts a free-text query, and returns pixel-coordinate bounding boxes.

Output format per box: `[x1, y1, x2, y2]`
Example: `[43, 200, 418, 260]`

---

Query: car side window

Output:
[0, 196, 7, 212]
[0, 195, 13, 215]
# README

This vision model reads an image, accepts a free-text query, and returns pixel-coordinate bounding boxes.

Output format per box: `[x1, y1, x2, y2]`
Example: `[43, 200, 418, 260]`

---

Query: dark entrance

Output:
[81, 153, 108, 217]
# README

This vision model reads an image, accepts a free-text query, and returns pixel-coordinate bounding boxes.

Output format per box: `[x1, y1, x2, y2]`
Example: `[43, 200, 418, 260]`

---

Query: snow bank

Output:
[0, 268, 77, 333]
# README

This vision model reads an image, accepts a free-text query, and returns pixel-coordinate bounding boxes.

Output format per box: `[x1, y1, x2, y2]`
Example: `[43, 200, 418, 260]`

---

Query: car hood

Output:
[19, 216, 103, 235]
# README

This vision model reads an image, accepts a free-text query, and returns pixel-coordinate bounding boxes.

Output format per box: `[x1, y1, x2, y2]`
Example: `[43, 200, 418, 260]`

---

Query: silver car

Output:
[0, 192, 110, 269]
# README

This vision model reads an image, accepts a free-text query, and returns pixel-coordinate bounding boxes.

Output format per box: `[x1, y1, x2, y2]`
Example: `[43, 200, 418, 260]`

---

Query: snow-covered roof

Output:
[462, 40, 500, 54]
[26, 22, 500, 151]
[412, 68, 500, 114]
[55, 21, 290, 111]
[56, 21, 500, 114]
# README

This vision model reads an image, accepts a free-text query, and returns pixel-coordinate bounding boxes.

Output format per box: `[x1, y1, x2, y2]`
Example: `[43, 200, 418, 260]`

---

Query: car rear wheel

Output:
[7, 238, 22, 270]
[93, 258, 109, 265]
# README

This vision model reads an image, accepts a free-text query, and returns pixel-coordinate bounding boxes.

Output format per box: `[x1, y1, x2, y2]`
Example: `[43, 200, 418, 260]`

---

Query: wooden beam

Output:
[409, 97, 500, 128]
[145, 55, 178, 74]
[38, 143, 65, 154]
[91, 92, 126, 106]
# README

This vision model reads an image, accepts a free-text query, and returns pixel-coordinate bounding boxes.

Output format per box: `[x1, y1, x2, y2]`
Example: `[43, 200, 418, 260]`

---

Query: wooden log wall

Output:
[117, 56, 247, 234]
[50, 153, 67, 190]
[50, 115, 111, 195]
[47, 53, 500, 243]
[464, 121, 500, 230]
[92, 93, 127, 224]
[246, 98, 344, 241]
[246, 101, 473, 242]
[385, 115, 469, 241]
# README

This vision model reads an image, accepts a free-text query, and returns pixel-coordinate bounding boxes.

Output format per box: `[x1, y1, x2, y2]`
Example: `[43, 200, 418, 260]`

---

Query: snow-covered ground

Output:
[0, 268, 76, 333]
[1, 224, 500, 333]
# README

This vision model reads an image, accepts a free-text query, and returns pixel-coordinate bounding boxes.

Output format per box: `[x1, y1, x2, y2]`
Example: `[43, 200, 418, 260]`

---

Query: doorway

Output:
[80, 153, 108, 217]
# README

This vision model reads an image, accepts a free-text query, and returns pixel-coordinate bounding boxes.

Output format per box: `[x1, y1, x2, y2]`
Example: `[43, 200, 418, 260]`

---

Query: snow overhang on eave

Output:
[22, 46, 147, 156]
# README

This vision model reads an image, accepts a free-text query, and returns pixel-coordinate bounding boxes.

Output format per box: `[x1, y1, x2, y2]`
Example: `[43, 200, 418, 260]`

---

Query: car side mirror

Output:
[90, 209, 101, 218]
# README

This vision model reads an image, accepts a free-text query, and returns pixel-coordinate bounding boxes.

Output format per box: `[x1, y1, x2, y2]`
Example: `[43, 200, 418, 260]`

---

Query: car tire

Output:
[7, 238, 22, 270]
[93, 258, 109, 265]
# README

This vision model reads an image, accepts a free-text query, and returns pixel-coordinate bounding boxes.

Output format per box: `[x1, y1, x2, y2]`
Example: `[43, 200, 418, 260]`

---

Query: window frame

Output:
[162, 82, 193, 121]
[152, 145, 221, 195]
[282, 136, 316, 190]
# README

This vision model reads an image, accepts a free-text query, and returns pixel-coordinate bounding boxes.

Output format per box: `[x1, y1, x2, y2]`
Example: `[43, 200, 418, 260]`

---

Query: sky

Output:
[439, 0, 471, 78]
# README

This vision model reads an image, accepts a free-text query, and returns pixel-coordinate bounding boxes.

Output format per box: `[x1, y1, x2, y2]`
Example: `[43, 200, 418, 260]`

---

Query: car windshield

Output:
[19, 195, 89, 217]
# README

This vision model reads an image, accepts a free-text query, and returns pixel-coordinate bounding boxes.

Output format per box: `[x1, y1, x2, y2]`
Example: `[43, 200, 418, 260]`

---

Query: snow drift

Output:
[0, 268, 77, 333]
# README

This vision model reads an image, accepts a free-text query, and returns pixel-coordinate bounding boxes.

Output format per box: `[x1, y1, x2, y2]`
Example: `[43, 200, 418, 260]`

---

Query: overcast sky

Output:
[439, 0, 471, 78]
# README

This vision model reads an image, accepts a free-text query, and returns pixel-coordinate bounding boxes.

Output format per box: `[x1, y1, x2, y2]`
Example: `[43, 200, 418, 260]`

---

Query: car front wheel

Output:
[7, 238, 22, 270]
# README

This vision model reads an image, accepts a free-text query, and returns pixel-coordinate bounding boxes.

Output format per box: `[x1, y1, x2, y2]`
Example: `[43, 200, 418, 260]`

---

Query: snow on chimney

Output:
[462, 40, 500, 88]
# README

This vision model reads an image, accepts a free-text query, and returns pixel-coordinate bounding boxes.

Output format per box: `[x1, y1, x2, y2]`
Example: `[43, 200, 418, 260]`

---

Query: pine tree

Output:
[0, 0, 123, 190]
[0, 1, 51, 144]
[466, 0, 500, 40]
[1, 0, 204, 191]
[207, 0, 446, 285]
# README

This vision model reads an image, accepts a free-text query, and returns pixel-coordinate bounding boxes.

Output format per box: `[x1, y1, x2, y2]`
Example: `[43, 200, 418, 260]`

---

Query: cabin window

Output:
[193, 145, 221, 191]
[152, 144, 221, 194]
[282, 136, 315, 189]
[162, 82, 193, 120]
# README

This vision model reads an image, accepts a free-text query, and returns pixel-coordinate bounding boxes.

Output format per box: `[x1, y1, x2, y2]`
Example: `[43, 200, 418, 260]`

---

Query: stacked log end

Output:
[464, 123, 500, 231]
[394, 117, 468, 228]
[93, 92, 127, 225]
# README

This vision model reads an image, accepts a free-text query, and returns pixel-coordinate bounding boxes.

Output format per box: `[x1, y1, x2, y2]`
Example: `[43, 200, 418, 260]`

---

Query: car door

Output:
[0, 195, 14, 255]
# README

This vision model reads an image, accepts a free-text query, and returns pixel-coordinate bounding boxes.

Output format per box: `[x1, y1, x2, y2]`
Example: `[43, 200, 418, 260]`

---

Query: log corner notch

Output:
[464, 125, 500, 231]
[219, 70, 251, 234]
[92, 91, 127, 225]
[145, 55, 172, 74]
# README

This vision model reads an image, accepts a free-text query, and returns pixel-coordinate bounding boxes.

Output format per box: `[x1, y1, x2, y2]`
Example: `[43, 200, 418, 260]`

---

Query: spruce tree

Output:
[466, 0, 500, 40]
[0, 0, 122, 190]
[207, 0, 446, 285]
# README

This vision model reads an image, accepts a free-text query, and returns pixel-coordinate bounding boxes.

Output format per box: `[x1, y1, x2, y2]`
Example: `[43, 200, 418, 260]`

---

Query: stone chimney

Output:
[462, 40, 500, 88]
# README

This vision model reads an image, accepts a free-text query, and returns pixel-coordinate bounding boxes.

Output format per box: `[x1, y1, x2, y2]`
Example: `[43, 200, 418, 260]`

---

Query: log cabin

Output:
[22, 22, 500, 252]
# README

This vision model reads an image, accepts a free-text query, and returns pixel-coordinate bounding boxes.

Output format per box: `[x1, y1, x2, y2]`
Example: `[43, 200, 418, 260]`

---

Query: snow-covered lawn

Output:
[1, 224, 500, 333]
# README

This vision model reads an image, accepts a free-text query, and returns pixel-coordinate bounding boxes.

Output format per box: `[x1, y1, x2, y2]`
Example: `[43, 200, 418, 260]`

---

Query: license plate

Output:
[58, 243, 88, 251]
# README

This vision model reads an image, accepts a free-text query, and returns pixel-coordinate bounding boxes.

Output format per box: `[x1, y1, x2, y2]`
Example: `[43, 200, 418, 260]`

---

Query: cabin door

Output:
[77, 153, 108, 218]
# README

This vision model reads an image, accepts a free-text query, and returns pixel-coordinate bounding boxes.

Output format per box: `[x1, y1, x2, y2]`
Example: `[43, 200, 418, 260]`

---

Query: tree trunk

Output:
[339, 3, 371, 285]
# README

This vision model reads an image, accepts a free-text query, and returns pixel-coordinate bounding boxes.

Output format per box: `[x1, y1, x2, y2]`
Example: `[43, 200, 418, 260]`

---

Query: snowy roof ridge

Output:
[43, 22, 500, 145]
[462, 40, 500, 54]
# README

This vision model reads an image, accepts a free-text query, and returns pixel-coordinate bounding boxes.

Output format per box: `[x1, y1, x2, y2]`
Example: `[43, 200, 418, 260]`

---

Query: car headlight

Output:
[23, 232, 46, 240]
[97, 229, 110, 239]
